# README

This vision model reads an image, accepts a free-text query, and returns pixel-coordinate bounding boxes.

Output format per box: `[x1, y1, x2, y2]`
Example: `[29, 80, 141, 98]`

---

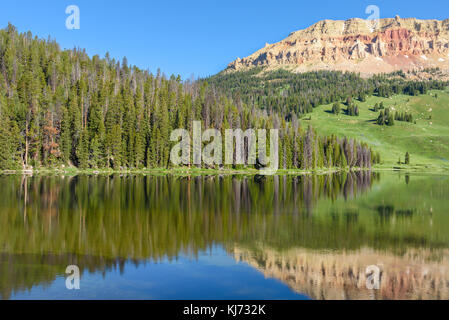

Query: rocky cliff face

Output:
[233, 245, 449, 300]
[227, 16, 449, 75]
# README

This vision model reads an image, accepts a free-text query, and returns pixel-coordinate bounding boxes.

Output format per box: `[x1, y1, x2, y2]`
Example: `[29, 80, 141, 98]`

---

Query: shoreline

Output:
[1, 165, 448, 176]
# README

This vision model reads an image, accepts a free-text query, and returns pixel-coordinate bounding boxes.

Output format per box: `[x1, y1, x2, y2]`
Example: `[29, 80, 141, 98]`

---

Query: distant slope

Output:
[205, 67, 449, 169]
[307, 88, 449, 170]
[227, 16, 449, 76]
[206, 68, 447, 116]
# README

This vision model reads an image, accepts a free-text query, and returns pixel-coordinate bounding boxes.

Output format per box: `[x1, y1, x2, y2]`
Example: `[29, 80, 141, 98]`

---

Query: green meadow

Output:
[307, 88, 449, 171]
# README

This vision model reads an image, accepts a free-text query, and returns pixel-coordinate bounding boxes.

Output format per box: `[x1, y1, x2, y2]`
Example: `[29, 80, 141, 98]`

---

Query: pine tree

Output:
[76, 129, 89, 169]
[89, 136, 101, 168]
[0, 111, 14, 169]
[60, 106, 72, 164]
[332, 102, 341, 115]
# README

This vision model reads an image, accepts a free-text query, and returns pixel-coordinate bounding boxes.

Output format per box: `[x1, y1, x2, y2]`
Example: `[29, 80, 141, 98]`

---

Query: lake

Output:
[0, 172, 448, 300]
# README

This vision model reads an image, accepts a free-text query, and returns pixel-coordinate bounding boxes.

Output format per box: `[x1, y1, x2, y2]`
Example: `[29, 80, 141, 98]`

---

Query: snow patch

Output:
[438, 58, 445, 62]
[375, 57, 383, 61]
[421, 55, 428, 60]
[404, 55, 409, 58]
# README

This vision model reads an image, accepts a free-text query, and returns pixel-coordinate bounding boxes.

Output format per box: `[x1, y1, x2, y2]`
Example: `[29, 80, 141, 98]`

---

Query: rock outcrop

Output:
[233, 245, 449, 300]
[227, 16, 449, 75]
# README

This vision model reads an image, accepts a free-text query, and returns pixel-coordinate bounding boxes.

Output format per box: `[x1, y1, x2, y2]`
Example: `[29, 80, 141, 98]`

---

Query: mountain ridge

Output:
[227, 16, 449, 76]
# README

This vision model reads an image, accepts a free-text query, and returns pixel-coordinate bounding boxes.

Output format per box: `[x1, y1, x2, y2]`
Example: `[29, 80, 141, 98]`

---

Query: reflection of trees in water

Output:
[0, 171, 447, 299]
[237, 171, 377, 214]
[342, 171, 377, 201]
[1, 172, 445, 261]
[0, 253, 138, 300]
[11, 171, 377, 216]
[0, 171, 435, 265]
[376, 205, 416, 221]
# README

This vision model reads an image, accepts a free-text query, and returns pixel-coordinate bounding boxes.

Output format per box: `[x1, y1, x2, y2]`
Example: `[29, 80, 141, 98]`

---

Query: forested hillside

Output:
[0, 24, 376, 171]
[206, 68, 447, 116]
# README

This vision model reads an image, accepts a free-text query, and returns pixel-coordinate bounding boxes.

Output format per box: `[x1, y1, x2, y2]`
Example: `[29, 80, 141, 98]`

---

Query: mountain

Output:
[227, 16, 449, 76]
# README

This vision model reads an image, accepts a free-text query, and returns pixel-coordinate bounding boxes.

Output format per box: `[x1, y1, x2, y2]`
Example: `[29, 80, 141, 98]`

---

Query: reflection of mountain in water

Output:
[233, 245, 449, 300]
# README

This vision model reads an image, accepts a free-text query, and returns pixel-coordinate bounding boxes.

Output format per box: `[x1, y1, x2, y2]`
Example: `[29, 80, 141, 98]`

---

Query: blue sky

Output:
[0, 0, 447, 79]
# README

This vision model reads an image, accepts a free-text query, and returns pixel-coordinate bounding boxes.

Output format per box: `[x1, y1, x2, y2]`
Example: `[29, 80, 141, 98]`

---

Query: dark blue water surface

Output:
[8, 246, 307, 300]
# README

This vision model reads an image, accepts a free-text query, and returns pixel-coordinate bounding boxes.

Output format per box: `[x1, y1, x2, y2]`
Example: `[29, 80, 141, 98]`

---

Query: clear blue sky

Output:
[0, 0, 447, 79]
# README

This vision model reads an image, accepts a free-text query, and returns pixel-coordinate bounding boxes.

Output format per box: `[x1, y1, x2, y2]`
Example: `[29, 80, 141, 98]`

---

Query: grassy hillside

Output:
[306, 88, 449, 171]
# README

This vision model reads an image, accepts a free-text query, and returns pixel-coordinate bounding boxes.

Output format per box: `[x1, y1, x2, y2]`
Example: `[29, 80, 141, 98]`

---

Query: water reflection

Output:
[0, 172, 448, 299]
[233, 246, 449, 300]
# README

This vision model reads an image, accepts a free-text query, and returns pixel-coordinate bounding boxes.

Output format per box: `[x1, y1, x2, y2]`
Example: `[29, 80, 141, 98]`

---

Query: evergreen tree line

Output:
[206, 67, 447, 117]
[344, 97, 360, 117]
[0, 24, 377, 170]
[331, 100, 359, 116]
[277, 127, 378, 170]
[376, 108, 414, 126]
[394, 111, 413, 123]
[331, 102, 341, 115]
[373, 102, 385, 112]
[377, 108, 395, 126]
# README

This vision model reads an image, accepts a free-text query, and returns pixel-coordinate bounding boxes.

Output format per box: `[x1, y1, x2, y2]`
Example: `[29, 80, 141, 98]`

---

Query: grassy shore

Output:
[0, 167, 356, 177]
[1, 164, 448, 176]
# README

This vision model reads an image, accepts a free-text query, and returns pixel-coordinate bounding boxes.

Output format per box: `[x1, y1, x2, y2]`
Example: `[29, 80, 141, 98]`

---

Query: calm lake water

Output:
[0, 172, 448, 300]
